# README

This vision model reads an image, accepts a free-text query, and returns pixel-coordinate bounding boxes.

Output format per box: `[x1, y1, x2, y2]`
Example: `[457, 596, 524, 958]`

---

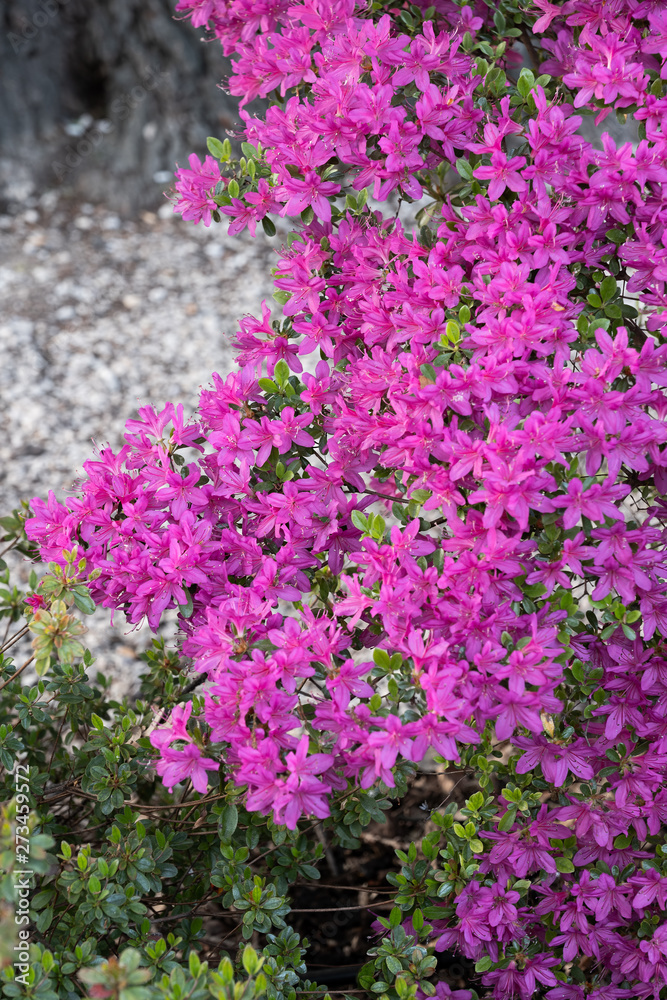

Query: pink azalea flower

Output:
[156, 743, 219, 794]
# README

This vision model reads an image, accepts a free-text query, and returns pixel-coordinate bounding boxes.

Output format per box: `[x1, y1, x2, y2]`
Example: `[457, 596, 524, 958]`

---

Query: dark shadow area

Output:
[0, 0, 268, 215]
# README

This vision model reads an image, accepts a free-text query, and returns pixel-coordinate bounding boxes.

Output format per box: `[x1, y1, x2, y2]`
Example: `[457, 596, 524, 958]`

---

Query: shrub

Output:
[7, 1, 667, 998]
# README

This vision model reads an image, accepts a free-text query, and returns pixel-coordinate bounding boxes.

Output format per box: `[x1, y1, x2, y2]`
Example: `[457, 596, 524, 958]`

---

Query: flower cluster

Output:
[27, 1, 667, 996]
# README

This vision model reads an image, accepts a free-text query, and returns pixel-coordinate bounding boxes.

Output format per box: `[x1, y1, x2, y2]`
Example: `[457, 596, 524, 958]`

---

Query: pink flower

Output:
[513, 733, 595, 786]
[155, 743, 219, 794]
[475, 152, 528, 200]
[25, 593, 47, 612]
[551, 478, 631, 529]
[532, 0, 562, 34]
[173, 153, 221, 226]
[277, 170, 341, 223]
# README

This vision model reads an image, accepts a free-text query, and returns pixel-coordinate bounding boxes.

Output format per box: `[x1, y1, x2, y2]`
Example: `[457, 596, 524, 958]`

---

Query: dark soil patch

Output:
[197, 766, 482, 995]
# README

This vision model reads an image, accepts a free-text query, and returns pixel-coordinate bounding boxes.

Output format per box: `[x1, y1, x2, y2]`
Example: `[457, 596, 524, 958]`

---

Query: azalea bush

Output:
[6, 0, 667, 997]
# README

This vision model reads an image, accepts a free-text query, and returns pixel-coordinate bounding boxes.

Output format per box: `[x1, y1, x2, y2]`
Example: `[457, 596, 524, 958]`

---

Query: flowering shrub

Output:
[19, 0, 667, 998]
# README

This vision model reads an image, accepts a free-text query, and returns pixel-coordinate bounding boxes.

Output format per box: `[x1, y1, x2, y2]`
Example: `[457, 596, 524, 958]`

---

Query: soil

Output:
[194, 767, 482, 996]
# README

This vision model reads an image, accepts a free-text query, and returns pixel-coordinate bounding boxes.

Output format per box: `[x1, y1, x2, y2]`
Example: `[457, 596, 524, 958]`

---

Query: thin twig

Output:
[432, 773, 469, 812]
[288, 901, 394, 913]
[2, 616, 13, 646]
[149, 909, 208, 925]
[47, 713, 68, 774]
[315, 822, 339, 878]
[297, 991, 368, 995]
[218, 921, 244, 945]
[130, 791, 229, 811]
[0, 540, 20, 560]
[310, 883, 394, 893]
[40, 789, 98, 805]
[361, 489, 410, 504]
[0, 624, 30, 654]
[0, 654, 35, 692]
[520, 31, 541, 73]
[176, 671, 207, 700]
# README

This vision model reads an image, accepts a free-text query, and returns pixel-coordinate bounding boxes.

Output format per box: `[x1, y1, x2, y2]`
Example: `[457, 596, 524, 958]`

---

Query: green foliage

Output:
[0, 543, 324, 1000]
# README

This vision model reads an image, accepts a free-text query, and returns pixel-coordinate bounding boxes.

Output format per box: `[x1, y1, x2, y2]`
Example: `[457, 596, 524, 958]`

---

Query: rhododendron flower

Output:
[475, 151, 528, 200]
[155, 743, 219, 794]
[173, 153, 221, 226]
[551, 478, 631, 528]
[513, 733, 595, 786]
[277, 170, 341, 223]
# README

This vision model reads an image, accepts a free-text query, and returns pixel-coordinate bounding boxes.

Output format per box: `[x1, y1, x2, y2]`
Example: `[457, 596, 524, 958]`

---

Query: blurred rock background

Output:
[0, 0, 270, 215]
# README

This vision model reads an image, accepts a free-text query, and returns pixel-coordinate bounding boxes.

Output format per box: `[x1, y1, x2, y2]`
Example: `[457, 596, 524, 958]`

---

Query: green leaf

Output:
[261, 216, 277, 237]
[274, 360, 289, 384]
[475, 956, 493, 973]
[571, 660, 585, 683]
[178, 589, 194, 620]
[351, 510, 369, 532]
[258, 378, 278, 393]
[455, 158, 473, 182]
[35, 907, 54, 933]
[207, 136, 226, 160]
[599, 275, 617, 302]
[493, 9, 505, 32]
[385, 955, 403, 976]
[419, 225, 433, 248]
[498, 808, 516, 832]
[228, 179, 240, 199]
[555, 856, 575, 873]
[219, 803, 239, 844]
[517, 68, 535, 98]
[374, 649, 391, 668]
[467, 791, 484, 811]
[72, 588, 96, 615]
[370, 514, 385, 539]
[486, 66, 506, 96]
